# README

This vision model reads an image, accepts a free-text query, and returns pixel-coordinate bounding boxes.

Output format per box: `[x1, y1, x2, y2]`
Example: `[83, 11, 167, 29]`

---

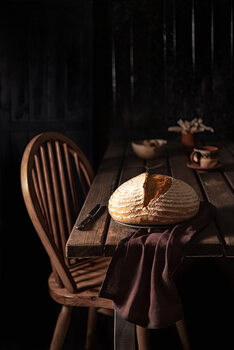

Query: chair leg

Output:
[50, 305, 73, 350]
[176, 318, 192, 350]
[136, 325, 151, 350]
[85, 307, 98, 350]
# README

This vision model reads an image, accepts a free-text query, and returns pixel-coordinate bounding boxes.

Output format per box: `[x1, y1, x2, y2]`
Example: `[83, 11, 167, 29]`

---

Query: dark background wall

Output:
[0, 1, 95, 349]
[1, 0, 234, 349]
[108, 0, 234, 140]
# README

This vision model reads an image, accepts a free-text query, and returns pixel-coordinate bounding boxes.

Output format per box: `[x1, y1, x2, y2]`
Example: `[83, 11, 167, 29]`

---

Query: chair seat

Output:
[48, 257, 113, 309]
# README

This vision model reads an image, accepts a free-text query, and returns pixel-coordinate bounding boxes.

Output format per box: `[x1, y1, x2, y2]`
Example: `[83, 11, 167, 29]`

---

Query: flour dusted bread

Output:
[108, 173, 200, 225]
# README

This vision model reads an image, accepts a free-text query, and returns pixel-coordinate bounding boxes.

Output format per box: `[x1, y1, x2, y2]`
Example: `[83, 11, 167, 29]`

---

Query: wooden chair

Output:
[20, 132, 113, 350]
[21, 131, 191, 350]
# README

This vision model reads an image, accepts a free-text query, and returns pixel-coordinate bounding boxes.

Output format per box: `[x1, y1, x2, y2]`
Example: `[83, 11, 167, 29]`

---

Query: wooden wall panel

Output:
[0, 4, 94, 347]
[164, 0, 176, 127]
[0, 1, 94, 156]
[28, 7, 47, 120]
[212, 0, 233, 135]
[63, 9, 82, 121]
[111, 2, 132, 135]
[174, 0, 194, 117]
[8, 7, 29, 122]
[111, 0, 165, 139]
[109, 0, 234, 139]
[194, 0, 212, 119]
[135, 0, 164, 133]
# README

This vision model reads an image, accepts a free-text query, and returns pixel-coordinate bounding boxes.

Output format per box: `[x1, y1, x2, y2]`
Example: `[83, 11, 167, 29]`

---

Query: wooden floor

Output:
[1, 258, 234, 350]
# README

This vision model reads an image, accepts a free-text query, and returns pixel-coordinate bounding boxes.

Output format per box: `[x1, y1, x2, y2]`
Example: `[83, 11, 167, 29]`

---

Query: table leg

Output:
[136, 325, 151, 350]
[114, 310, 136, 350]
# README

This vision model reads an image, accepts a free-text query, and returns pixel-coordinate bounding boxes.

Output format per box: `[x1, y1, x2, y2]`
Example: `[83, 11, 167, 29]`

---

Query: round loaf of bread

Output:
[108, 173, 200, 225]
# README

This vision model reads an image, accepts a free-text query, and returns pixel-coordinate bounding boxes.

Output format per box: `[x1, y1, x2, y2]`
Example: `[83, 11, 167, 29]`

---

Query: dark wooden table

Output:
[66, 139, 234, 349]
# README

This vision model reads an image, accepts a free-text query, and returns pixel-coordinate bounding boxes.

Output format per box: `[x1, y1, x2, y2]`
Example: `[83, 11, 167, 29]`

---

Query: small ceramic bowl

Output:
[131, 139, 167, 159]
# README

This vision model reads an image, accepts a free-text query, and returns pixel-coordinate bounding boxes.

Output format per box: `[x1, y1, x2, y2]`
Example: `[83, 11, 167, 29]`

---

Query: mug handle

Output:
[190, 150, 200, 164]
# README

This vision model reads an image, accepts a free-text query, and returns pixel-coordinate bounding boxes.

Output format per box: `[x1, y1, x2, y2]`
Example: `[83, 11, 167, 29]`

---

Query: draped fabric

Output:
[99, 202, 216, 328]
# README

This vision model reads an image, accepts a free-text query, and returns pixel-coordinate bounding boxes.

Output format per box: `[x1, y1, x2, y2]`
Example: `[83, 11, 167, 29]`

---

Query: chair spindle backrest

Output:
[21, 132, 94, 292]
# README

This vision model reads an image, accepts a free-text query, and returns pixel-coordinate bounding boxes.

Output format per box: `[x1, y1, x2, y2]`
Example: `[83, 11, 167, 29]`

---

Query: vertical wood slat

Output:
[130, 1, 164, 132]
[47, 141, 68, 257]
[213, 0, 231, 68]
[194, 0, 212, 118]
[132, 8, 150, 125]
[34, 151, 67, 285]
[55, 141, 73, 233]
[195, 0, 212, 76]
[212, 0, 232, 133]
[129, 20, 134, 110]
[111, 37, 117, 118]
[211, 0, 214, 70]
[164, 0, 176, 126]
[175, 0, 194, 115]
[40, 144, 61, 251]
[32, 168, 46, 222]
[112, 3, 132, 132]
[147, 0, 164, 128]
[46, 9, 61, 121]
[0, 8, 10, 110]
[64, 8, 82, 121]
[34, 153, 53, 235]
[192, 0, 195, 71]
[33, 165, 68, 278]
[28, 6, 46, 121]
[63, 143, 80, 214]
[9, 7, 28, 122]
[231, 0, 234, 75]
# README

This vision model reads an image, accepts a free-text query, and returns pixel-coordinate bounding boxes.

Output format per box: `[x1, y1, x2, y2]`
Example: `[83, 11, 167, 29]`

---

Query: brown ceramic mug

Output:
[190, 145, 219, 169]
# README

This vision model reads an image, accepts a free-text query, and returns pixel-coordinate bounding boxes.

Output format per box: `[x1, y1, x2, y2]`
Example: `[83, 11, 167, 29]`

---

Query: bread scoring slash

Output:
[108, 173, 200, 225]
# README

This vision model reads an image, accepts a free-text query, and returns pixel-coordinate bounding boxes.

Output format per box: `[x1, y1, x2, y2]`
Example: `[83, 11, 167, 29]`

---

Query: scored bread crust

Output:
[108, 173, 200, 225]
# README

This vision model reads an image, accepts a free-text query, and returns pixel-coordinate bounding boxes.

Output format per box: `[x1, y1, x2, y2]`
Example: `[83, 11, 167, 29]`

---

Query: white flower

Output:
[168, 118, 214, 134]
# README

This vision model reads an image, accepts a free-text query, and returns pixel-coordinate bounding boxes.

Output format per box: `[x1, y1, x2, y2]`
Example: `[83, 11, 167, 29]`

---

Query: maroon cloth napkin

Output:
[99, 201, 216, 329]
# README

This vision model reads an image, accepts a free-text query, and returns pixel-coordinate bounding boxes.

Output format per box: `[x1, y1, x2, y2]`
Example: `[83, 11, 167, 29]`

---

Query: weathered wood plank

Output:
[174, 0, 194, 116]
[217, 141, 234, 192]
[67, 140, 226, 259]
[9, 8, 28, 122]
[164, 0, 178, 128]
[64, 7, 84, 122]
[167, 141, 223, 257]
[28, 7, 46, 121]
[131, 0, 164, 131]
[212, 0, 232, 134]
[194, 0, 212, 118]
[208, 141, 234, 256]
[223, 140, 234, 161]
[112, 3, 132, 133]
[66, 141, 126, 258]
[194, 143, 234, 256]
[104, 143, 145, 256]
